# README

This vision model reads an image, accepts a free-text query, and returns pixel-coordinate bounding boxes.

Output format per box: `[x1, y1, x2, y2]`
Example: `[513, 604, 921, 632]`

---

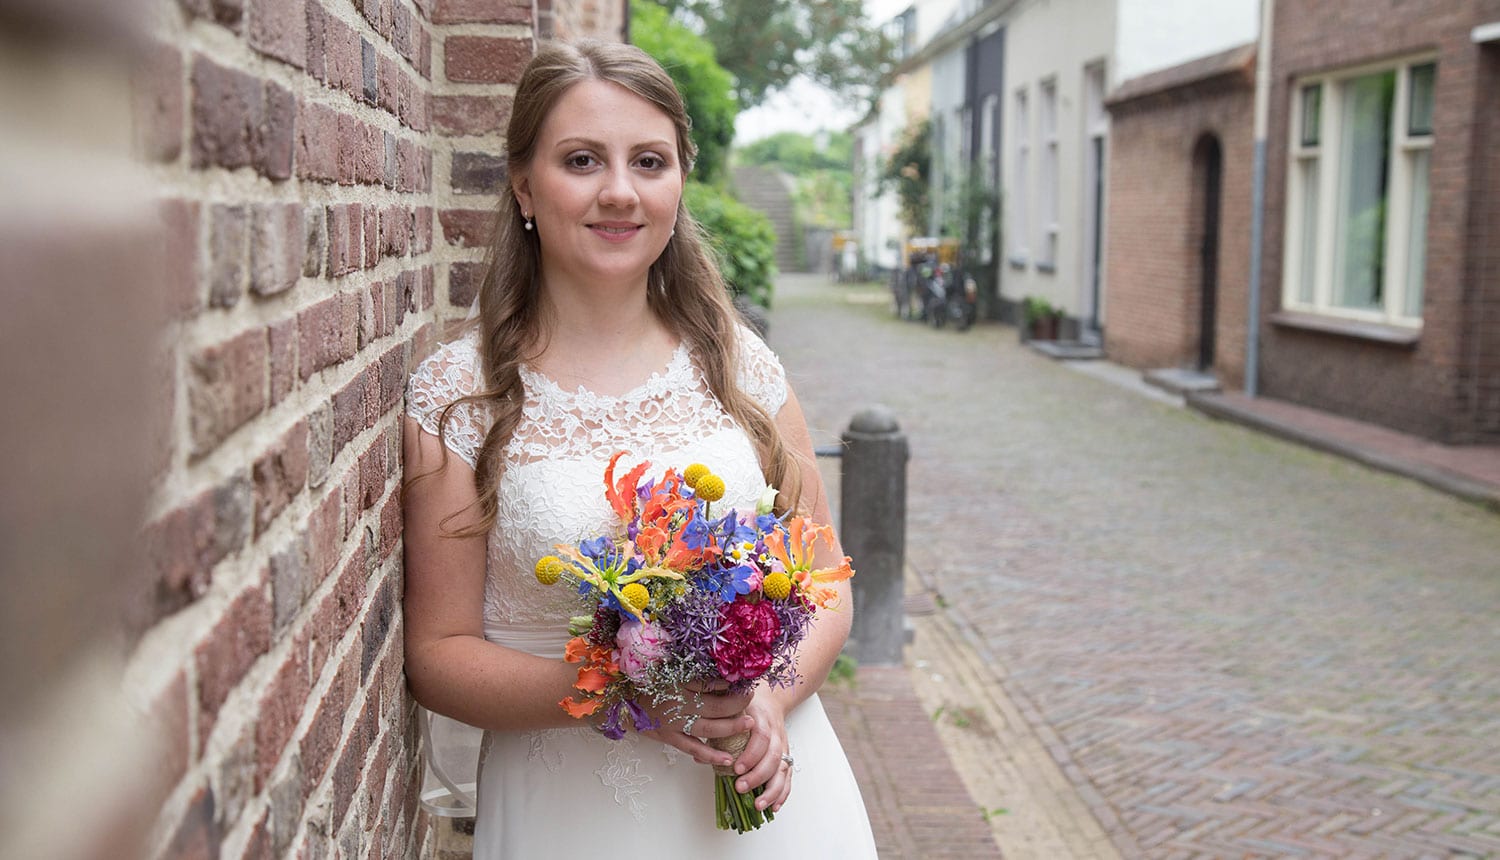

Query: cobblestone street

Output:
[768, 274, 1500, 858]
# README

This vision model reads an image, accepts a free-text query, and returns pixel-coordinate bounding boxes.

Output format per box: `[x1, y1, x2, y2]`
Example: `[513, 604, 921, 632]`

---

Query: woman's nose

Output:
[598, 167, 639, 208]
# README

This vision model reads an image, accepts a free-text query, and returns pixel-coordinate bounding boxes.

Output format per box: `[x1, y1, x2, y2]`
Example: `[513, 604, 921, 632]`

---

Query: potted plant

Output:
[1021, 296, 1061, 342]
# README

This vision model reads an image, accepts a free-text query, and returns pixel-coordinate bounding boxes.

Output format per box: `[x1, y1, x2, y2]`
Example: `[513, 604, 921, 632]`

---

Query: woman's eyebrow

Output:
[554, 136, 675, 152]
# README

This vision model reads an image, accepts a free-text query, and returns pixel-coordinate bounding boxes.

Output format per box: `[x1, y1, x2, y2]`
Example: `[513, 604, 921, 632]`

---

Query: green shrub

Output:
[684, 180, 778, 308]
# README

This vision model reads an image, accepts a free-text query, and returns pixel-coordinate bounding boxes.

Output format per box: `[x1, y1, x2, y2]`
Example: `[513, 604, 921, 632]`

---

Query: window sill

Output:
[1270, 310, 1420, 347]
[1008, 256, 1028, 270]
[1035, 262, 1056, 274]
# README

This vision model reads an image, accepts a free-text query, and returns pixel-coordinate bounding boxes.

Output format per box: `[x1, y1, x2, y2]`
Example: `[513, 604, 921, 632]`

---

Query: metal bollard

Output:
[839, 405, 909, 666]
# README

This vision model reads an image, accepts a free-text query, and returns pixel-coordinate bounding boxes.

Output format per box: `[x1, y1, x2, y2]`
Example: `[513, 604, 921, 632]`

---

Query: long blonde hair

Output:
[432, 40, 799, 534]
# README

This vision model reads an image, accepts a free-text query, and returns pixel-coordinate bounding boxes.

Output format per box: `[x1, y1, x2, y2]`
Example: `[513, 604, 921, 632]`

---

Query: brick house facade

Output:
[1258, 0, 1500, 444]
[1103, 45, 1256, 387]
[0, 2, 622, 859]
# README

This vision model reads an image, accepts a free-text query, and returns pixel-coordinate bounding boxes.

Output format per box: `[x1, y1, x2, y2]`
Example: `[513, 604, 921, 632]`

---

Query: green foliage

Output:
[828, 653, 858, 686]
[941, 169, 1001, 261]
[738, 131, 854, 229]
[684, 180, 778, 308]
[1022, 296, 1060, 325]
[738, 131, 852, 173]
[631, 0, 738, 185]
[650, 0, 894, 108]
[879, 119, 932, 235]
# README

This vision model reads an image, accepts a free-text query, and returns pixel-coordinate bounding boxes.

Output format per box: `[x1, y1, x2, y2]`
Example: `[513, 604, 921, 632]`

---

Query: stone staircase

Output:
[731, 165, 802, 272]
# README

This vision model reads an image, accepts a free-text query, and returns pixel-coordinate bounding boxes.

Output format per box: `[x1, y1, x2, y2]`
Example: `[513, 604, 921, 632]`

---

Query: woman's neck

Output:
[531, 273, 678, 396]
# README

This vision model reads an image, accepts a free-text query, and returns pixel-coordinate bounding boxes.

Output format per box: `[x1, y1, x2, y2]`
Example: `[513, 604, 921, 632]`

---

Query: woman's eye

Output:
[566, 153, 597, 169]
[637, 154, 666, 170]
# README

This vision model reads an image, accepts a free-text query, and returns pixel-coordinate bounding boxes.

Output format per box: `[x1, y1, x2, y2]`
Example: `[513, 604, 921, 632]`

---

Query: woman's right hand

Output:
[638, 682, 754, 766]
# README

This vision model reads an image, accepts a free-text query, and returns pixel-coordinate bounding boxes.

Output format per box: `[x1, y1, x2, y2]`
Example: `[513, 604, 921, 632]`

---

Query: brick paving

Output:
[768, 274, 1500, 859]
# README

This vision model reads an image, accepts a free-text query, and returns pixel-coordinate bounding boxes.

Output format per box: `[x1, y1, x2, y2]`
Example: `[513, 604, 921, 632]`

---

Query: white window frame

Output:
[1038, 77, 1059, 270]
[1010, 87, 1030, 265]
[1281, 54, 1436, 327]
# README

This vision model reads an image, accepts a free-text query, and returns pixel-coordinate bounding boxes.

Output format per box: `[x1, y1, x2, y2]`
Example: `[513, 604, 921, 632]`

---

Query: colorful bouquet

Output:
[532, 452, 854, 832]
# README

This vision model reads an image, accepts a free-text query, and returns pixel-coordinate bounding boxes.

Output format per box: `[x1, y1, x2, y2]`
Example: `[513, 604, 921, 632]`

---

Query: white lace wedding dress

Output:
[406, 325, 877, 858]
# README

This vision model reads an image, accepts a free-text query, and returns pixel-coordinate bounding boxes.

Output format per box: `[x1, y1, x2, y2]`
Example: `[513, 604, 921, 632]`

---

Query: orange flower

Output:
[765, 516, 855, 611]
[560, 696, 603, 718]
[603, 451, 649, 522]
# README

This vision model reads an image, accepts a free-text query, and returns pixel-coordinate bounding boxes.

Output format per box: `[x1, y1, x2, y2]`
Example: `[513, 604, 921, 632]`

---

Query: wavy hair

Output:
[429, 40, 800, 535]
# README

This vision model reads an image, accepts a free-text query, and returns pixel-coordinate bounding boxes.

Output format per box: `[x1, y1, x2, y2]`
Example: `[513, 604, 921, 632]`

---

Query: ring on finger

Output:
[781, 752, 795, 768]
[682, 713, 700, 736]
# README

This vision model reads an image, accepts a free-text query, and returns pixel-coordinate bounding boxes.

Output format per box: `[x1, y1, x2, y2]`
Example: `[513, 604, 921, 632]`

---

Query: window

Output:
[979, 93, 999, 264]
[1010, 88, 1029, 263]
[1038, 78, 1059, 269]
[1283, 58, 1435, 326]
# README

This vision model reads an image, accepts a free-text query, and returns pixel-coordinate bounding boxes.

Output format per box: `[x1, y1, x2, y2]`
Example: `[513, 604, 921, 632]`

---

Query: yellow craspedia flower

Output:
[534, 555, 566, 585]
[620, 582, 650, 613]
[762, 572, 792, 601]
[695, 473, 726, 502]
[683, 463, 710, 488]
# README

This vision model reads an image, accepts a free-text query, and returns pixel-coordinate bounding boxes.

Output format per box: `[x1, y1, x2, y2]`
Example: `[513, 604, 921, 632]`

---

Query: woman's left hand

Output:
[732, 687, 793, 813]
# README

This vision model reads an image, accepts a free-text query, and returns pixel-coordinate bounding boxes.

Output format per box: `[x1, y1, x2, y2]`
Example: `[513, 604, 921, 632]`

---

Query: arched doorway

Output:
[1192, 134, 1223, 371]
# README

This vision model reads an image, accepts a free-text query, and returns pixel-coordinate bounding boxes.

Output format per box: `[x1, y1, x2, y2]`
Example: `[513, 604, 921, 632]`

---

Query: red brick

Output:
[325, 203, 352, 275]
[251, 202, 303, 297]
[325, 14, 362, 99]
[132, 43, 184, 163]
[188, 329, 267, 457]
[237, 808, 272, 860]
[258, 80, 296, 181]
[249, 0, 308, 69]
[377, 53, 400, 117]
[331, 362, 378, 453]
[451, 150, 506, 194]
[377, 491, 402, 561]
[253, 419, 310, 535]
[380, 205, 410, 258]
[180, 0, 244, 32]
[438, 208, 493, 248]
[308, 488, 343, 582]
[361, 730, 391, 829]
[268, 316, 297, 406]
[158, 199, 202, 320]
[297, 294, 356, 379]
[357, 434, 387, 512]
[432, 93, 509, 137]
[392, 2, 413, 61]
[419, 25, 432, 79]
[433, 0, 531, 24]
[295, 98, 339, 182]
[445, 35, 530, 84]
[255, 645, 310, 791]
[414, 206, 433, 252]
[191, 54, 261, 170]
[449, 260, 484, 308]
[302, 205, 325, 276]
[420, 265, 435, 309]
[207, 203, 248, 308]
[195, 577, 272, 742]
[299, 658, 353, 786]
[363, 203, 380, 267]
[144, 489, 212, 615]
[336, 111, 360, 186]
[305, 0, 327, 81]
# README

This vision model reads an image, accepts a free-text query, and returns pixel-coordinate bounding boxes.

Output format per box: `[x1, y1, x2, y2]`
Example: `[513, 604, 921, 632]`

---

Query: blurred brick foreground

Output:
[0, 1, 625, 858]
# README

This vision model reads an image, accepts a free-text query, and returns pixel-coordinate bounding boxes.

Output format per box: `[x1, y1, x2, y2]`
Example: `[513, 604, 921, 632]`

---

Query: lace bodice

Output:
[406, 324, 788, 644]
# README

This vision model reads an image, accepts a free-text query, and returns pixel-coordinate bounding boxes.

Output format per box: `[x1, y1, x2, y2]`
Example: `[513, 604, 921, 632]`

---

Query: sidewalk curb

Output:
[1186, 391, 1500, 512]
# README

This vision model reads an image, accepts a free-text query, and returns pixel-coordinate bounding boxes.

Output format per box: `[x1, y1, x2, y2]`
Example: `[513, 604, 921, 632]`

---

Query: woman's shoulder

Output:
[408, 329, 481, 405]
[732, 321, 788, 415]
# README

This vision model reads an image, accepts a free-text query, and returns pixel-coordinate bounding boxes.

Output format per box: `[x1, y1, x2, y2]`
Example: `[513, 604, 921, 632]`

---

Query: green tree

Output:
[631, 0, 737, 185]
[879, 118, 931, 235]
[737, 131, 853, 229]
[651, 0, 893, 108]
[684, 181, 778, 307]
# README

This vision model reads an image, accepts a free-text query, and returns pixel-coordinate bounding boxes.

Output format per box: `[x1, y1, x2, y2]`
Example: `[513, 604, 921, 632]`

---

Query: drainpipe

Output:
[1246, 0, 1274, 396]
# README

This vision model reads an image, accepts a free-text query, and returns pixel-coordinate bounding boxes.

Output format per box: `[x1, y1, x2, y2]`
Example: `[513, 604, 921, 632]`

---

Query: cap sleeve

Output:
[735, 323, 788, 416]
[405, 333, 489, 469]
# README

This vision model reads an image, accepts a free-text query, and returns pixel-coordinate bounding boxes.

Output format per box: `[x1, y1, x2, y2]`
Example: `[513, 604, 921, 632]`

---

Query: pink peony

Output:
[713, 599, 781, 682]
[614, 619, 671, 682]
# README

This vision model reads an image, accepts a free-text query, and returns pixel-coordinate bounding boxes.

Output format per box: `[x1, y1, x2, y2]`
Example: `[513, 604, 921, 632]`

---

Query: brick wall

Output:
[1103, 57, 1255, 388]
[1258, 0, 1500, 443]
[122, 0, 537, 857]
[537, 0, 627, 42]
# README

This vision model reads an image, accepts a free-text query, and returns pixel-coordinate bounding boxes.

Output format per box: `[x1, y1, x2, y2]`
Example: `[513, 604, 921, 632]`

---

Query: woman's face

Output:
[512, 79, 684, 294]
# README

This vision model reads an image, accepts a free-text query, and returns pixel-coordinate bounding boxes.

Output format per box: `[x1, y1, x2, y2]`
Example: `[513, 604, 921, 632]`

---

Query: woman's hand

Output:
[638, 682, 753, 766]
[730, 687, 793, 813]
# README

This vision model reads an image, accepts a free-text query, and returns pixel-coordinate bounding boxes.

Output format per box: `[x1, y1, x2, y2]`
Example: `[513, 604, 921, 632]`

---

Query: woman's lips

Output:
[590, 222, 643, 241]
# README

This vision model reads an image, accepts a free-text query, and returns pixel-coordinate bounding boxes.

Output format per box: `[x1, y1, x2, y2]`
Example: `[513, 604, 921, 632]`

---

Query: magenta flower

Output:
[713, 599, 781, 682]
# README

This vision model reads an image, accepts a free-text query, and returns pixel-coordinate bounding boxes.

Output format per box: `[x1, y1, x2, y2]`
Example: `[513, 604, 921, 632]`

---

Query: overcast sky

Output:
[732, 0, 911, 144]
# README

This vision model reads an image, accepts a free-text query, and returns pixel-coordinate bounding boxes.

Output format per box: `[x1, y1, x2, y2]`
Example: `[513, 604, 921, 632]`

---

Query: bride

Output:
[401, 39, 877, 857]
